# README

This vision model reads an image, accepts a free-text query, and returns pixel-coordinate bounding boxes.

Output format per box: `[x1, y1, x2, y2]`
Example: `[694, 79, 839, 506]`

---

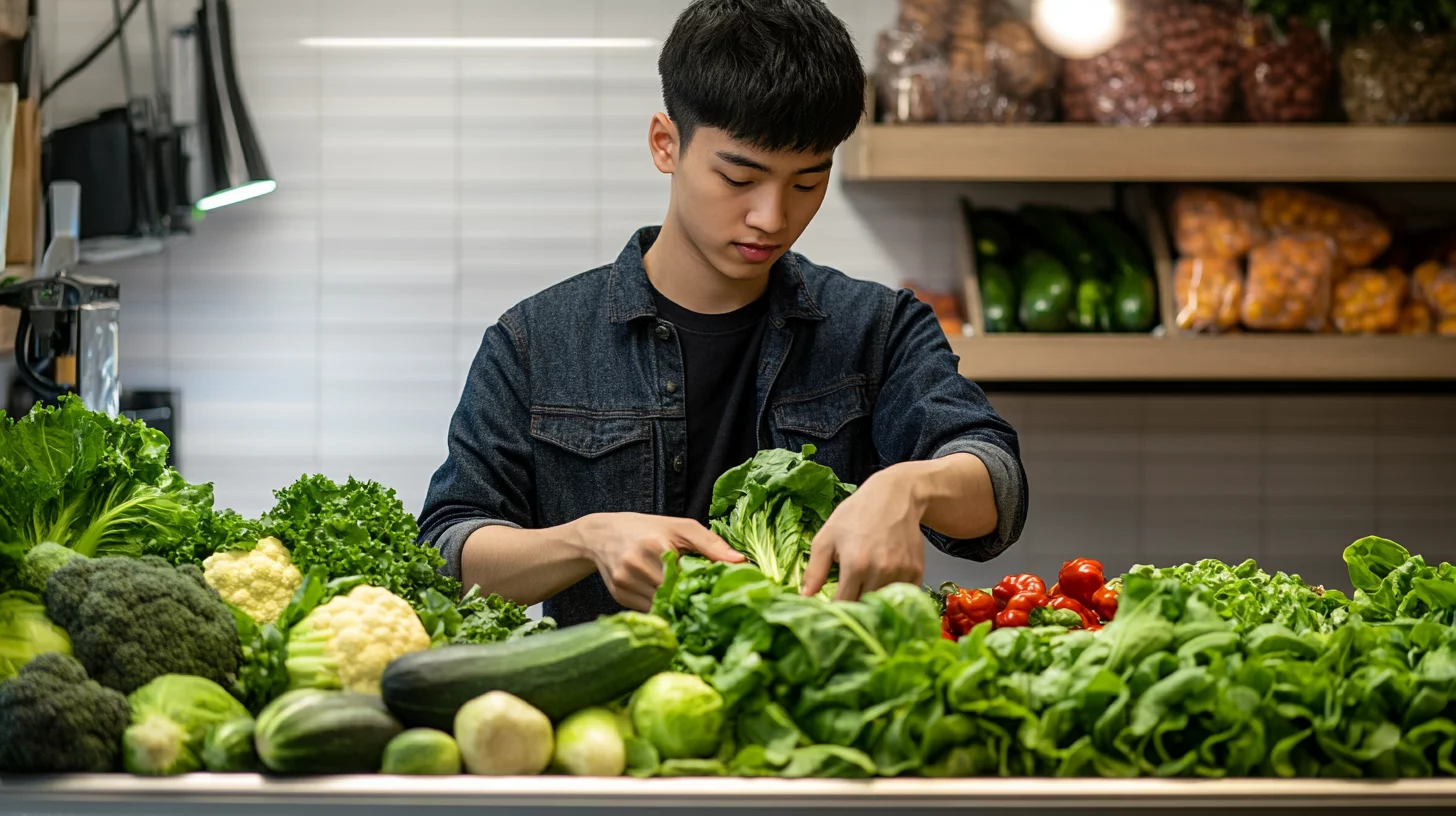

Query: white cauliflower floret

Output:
[203, 537, 303, 625]
[284, 585, 430, 695]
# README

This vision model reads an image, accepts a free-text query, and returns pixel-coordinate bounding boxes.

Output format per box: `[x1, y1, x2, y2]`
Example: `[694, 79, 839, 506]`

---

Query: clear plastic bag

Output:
[1340, 26, 1456, 124]
[896, 0, 955, 48]
[1256, 187, 1391, 268]
[1414, 261, 1456, 337]
[1174, 257, 1244, 333]
[1241, 233, 1337, 332]
[1062, 0, 1241, 125]
[1331, 267, 1407, 335]
[875, 26, 947, 124]
[1398, 301, 1434, 335]
[938, 0, 1057, 123]
[1237, 15, 1333, 123]
[1171, 188, 1266, 260]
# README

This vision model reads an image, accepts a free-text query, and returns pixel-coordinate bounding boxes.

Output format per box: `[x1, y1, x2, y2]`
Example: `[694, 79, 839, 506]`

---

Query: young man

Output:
[420, 0, 1027, 627]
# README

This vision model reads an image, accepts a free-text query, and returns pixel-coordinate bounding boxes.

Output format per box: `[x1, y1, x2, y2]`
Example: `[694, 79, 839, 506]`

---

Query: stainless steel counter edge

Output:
[4, 775, 1456, 809]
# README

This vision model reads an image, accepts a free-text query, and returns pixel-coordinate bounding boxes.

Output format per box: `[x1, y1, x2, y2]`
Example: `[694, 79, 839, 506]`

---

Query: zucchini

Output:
[201, 717, 262, 773]
[1017, 251, 1076, 332]
[1019, 205, 1108, 283]
[978, 261, 1019, 333]
[254, 689, 403, 774]
[970, 209, 1020, 264]
[381, 611, 678, 731]
[1080, 210, 1151, 280]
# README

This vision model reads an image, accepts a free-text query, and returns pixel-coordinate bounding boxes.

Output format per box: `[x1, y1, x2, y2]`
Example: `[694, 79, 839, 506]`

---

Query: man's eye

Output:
[794, 184, 819, 192]
[720, 174, 751, 188]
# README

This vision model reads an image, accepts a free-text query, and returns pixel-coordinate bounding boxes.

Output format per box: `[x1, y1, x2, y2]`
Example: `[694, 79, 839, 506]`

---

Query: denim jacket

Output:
[420, 227, 1028, 626]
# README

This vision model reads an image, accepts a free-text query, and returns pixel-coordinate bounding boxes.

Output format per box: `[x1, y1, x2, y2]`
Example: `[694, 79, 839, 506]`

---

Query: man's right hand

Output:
[572, 513, 744, 611]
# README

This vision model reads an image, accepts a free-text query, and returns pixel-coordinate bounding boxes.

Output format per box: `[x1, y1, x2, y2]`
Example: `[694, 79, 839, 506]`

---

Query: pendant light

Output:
[195, 0, 274, 211]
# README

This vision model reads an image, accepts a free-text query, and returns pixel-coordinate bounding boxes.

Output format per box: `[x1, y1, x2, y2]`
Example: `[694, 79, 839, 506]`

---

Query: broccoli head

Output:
[44, 556, 243, 694]
[0, 652, 130, 771]
[18, 542, 86, 593]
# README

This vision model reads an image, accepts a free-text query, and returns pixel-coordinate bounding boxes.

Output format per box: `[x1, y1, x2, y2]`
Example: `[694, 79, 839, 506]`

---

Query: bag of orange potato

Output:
[1241, 233, 1336, 332]
[1174, 257, 1243, 333]
[1257, 187, 1391, 268]
[1331, 267, 1407, 335]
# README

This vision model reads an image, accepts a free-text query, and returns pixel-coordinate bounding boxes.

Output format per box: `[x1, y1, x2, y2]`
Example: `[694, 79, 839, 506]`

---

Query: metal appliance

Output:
[0, 181, 121, 416]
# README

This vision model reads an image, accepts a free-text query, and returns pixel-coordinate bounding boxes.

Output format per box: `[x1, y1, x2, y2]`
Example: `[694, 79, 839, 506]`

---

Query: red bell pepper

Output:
[1047, 595, 1100, 630]
[992, 574, 1047, 610]
[943, 587, 997, 639]
[1092, 584, 1119, 622]
[1057, 558, 1105, 610]
[994, 590, 1049, 628]
[995, 608, 1029, 628]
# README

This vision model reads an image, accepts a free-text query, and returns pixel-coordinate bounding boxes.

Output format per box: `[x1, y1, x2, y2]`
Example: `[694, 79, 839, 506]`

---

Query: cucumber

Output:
[1017, 251, 1076, 332]
[201, 717, 262, 773]
[254, 689, 403, 774]
[381, 728, 461, 775]
[1112, 270, 1159, 333]
[978, 261, 1019, 333]
[971, 210, 1020, 264]
[381, 611, 678, 731]
[1019, 205, 1108, 283]
[1080, 211, 1151, 280]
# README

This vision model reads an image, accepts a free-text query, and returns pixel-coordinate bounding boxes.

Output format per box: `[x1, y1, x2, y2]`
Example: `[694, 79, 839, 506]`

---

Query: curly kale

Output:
[0, 652, 130, 772]
[260, 475, 460, 613]
[44, 556, 242, 694]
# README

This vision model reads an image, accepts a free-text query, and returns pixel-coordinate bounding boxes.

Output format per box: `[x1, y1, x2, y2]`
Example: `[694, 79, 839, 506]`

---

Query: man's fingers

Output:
[679, 523, 745, 563]
[616, 589, 654, 612]
[801, 533, 837, 597]
[833, 566, 864, 602]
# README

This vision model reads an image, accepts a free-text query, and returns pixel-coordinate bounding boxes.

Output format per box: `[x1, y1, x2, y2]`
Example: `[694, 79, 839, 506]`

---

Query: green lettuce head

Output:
[123, 674, 252, 775]
[629, 672, 724, 760]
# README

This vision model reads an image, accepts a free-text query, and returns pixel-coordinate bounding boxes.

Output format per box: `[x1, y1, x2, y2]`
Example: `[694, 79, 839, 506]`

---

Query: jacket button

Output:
[665, 380, 678, 394]
[672, 455, 684, 473]
[655, 324, 671, 340]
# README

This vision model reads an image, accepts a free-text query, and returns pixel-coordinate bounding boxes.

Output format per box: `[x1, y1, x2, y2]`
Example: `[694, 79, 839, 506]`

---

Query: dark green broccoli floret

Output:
[44, 556, 242, 694]
[19, 542, 86, 593]
[0, 652, 130, 771]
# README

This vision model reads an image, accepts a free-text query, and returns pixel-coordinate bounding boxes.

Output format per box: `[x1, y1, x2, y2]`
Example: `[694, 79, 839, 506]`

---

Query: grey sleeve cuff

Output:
[922, 437, 1027, 561]
[435, 518, 523, 584]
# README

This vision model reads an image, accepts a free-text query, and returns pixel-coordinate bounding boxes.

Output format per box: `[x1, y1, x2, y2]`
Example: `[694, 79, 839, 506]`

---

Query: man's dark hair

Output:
[658, 0, 866, 155]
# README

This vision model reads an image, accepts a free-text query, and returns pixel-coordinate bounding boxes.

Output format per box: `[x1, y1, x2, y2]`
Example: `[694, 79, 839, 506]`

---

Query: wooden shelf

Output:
[950, 334, 1456, 383]
[841, 125, 1456, 183]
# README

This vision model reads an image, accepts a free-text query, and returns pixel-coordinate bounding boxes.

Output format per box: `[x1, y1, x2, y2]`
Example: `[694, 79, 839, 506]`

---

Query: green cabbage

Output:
[629, 672, 724, 760]
[123, 674, 252, 775]
[0, 591, 71, 682]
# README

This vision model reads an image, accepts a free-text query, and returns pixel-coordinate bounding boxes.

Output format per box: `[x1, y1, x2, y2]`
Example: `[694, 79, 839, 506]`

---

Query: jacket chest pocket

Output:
[530, 411, 656, 523]
[770, 380, 873, 482]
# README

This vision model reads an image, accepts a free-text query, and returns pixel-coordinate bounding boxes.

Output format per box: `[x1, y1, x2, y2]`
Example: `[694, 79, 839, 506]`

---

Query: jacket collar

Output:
[607, 226, 826, 325]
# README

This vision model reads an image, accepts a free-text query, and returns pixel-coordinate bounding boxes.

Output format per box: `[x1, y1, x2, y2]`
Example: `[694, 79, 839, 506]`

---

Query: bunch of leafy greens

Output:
[1126, 557, 1350, 635]
[243, 474, 460, 615]
[1343, 536, 1456, 625]
[649, 536, 1456, 779]
[0, 396, 220, 583]
[708, 445, 855, 593]
[416, 585, 556, 646]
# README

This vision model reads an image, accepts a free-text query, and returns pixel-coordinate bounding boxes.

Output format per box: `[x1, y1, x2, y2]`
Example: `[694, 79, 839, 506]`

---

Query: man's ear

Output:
[647, 113, 680, 175]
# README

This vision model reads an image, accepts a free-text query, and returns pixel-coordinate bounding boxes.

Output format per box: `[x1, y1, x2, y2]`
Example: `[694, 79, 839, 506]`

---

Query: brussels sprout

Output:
[629, 672, 724, 760]
[552, 707, 627, 777]
[454, 691, 553, 775]
[382, 728, 461, 775]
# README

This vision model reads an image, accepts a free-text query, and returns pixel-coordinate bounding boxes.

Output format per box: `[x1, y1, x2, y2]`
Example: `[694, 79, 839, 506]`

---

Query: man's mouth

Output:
[733, 243, 781, 263]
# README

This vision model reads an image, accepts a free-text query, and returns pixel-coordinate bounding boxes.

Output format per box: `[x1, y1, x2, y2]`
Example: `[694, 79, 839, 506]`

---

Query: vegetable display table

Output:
[4, 775, 1456, 815]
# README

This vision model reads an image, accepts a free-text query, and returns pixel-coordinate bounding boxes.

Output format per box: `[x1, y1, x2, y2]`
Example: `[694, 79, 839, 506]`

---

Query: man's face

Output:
[651, 118, 835, 282]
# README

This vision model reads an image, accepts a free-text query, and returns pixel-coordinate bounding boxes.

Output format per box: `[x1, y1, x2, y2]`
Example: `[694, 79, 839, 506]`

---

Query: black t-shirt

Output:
[651, 288, 769, 523]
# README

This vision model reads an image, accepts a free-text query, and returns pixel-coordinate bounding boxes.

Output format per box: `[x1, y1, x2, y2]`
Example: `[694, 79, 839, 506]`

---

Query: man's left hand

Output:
[800, 465, 925, 601]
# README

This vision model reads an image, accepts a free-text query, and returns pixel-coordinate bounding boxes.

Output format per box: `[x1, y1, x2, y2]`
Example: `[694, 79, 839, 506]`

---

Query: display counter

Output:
[5, 775, 1456, 815]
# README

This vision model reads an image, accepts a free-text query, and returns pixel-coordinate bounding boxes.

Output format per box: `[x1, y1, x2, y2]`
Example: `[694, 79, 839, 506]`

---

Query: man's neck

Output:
[643, 219, 771, 315]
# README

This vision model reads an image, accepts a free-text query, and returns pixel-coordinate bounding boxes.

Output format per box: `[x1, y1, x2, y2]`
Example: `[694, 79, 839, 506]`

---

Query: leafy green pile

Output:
[1127, 557, 1350, 635]
[1343, 536, 1456, 625]
[0, 396, 220, 584]
[708, 445, 855, 593]
[416, 586, 556, 646]
[237, 475, 460, 615]
[650, 538, 1456, 779]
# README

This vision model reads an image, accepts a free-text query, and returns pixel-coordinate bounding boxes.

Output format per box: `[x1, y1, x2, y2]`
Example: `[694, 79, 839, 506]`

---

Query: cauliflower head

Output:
[204, 537, 303, 624]
[284, 585, 430, 695]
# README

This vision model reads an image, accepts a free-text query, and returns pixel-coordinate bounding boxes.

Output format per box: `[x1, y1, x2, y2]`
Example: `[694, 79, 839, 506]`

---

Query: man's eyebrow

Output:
[716, 151, 771, 173]
[716, 151, 834, 175]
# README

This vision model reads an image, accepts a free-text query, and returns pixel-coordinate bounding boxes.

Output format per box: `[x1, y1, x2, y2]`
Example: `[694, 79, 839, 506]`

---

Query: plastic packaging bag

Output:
[1398, 301, 1434, 335]
[1331, 267, 1407, 335]
[896, 0, 955, 47]
[1171, 188, 1265, 260]
[1174, 257, 1243, 333]
[902, 280, 964, 337]
[1340, 26, 1456, 124]
[1414, 261, 1456, 337]
[1241, 233, 1336, 332]
[939, 0, 1057, 123]
[1237, 15, 1333, 123]
[1256, 187, 1391, 268]
[875, 26, 947, 124]
[1062, 0, 1241, 125]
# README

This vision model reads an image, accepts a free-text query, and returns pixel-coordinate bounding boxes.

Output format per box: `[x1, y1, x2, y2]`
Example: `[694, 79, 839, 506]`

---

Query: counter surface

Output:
[4, 775, 1456, 815]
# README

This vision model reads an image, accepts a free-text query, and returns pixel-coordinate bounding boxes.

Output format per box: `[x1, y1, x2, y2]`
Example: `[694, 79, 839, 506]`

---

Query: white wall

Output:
[38, 0, 1456, 592]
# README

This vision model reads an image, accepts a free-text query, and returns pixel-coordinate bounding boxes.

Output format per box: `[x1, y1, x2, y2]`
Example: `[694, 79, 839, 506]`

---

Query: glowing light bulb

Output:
[1031, 0, 1126, 59]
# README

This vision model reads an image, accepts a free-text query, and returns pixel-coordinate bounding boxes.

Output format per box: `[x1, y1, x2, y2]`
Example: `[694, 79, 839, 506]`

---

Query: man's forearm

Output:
[459, 522, 597, 606]
[888, 453, 998, 540]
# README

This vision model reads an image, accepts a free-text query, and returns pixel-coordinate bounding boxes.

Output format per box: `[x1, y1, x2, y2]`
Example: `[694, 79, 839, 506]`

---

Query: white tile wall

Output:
[31, 1, 1456, 594]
